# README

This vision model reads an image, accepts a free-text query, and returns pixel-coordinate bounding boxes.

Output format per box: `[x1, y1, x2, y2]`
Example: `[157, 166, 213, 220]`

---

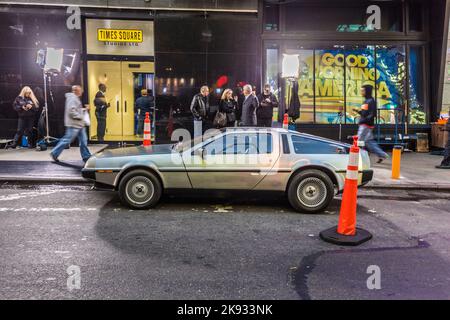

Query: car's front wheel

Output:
[118, 170, 162, 210]
[287, 169, 334, 214]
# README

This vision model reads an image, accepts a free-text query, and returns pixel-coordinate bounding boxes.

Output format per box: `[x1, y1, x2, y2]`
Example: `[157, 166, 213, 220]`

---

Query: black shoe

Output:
[436, 164, 450, 169]
[8, 144, 17, 149]
[377, 158, 384, 164]
[50, 153, 59, 163]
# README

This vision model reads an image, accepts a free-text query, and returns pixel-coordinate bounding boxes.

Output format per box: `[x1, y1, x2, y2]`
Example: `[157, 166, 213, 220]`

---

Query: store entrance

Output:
[87, 61, 155, 142]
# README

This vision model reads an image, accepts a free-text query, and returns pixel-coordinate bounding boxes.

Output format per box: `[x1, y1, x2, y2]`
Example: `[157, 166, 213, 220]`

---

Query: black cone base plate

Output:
[320, 226, 373, 246]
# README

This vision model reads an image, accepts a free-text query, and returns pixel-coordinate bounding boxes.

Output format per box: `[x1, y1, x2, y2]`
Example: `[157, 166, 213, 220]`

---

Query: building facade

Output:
[0, 0, 448, 144]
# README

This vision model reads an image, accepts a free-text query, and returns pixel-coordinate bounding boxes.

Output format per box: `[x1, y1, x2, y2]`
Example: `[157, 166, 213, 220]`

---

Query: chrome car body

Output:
[82, 128, 373, 211]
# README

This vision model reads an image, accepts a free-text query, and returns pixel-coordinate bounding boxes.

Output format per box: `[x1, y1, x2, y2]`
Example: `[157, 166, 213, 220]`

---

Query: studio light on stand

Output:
[281, 54, 299, 127]
[36, 48, 64, 147]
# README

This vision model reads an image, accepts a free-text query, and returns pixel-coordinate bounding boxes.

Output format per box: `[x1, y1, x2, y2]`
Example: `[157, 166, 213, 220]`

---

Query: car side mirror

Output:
[195, 147, 205, 158]
[335, 146, 347, 154]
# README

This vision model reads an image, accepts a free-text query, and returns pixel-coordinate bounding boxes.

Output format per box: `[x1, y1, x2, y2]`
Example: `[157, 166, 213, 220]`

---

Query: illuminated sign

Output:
[97, 29, 143, 43]
[86, 19, 154, 56]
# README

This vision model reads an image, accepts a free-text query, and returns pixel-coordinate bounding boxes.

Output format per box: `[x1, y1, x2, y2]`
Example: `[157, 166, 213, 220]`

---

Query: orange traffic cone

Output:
[320, 136, 372, 246]
[143, 112, 152, 147]
[282, 113, 289, 129]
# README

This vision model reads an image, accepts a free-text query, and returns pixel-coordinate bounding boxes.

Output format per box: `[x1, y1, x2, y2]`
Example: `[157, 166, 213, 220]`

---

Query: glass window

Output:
[409, 0, 424, 32]
[294, 49, 315, 123]
[266, 47, 279, 121]
[263, 2, 279, 31]
[284, 1, 403, 33]
[266, 47, 279, 94]
[204, 133, 273, 155]
[375, 45, 407, 124]
[345, 45, 376, 124]
[291, 135, 343, 154]
[315, 47, 345, 124]
[408, 46, 426, 124]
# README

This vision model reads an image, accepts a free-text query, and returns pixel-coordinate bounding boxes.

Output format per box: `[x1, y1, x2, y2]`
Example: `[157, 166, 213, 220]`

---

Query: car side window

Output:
[204, 133, 273, 155]
[291, 135, 342, 154]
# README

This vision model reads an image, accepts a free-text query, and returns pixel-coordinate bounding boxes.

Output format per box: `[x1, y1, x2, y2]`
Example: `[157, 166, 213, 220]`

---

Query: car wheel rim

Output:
[126, 176, 155, 205]
[297, 177, 327, 208]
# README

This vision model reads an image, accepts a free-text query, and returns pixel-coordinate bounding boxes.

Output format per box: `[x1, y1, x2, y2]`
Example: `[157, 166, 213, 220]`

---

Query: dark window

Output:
[408, 0, 424, 32]
[281, 134, 290, 154]
[263, 2, 279, 31]
[205, 133, 273, 155]
[291, 135, 342, 154]
[408, 45, 426, 124]
[284, 1, 403, 33]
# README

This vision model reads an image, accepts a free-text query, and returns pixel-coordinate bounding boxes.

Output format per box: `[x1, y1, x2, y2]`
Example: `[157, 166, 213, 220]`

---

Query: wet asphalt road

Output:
[0, 183, 450, 300]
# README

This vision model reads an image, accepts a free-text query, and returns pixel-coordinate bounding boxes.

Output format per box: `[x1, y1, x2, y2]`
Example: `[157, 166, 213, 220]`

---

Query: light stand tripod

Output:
[336, 110, 344, 142]
[41, 70, 58, 145]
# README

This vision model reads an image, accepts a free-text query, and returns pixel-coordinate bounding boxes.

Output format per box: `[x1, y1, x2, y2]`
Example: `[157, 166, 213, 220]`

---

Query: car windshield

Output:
[173, 133, 217, 152]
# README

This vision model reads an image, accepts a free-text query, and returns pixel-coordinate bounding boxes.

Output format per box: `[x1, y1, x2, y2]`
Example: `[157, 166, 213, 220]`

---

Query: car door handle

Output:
[116, 101, 119, 113]
[124, 101, 127, 113]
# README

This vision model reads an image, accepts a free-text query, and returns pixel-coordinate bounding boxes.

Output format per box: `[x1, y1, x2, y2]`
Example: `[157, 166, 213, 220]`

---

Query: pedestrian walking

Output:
[94, 83, 108, 142]
[135, 89, 155, 136]
[219, 89, 237, 127]
[436, 115, 450, 169]
[240, 84, 259, 127]
[355, 84, 388, 163]
[9, 86, 39, 149]
[190, 85, 210, 138]
[257, 84, 278, 127]
[50, 85, 91, 163]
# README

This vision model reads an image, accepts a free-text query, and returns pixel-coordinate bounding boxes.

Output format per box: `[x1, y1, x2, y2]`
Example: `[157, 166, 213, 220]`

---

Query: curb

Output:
[0, 176, 89, 184]
[365, 184, 450, 191]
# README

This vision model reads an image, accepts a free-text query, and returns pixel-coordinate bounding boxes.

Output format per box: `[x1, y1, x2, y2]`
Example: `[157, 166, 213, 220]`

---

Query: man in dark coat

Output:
[257, 84, 278, 127]
[190, 85, 210, 138]
[135, 89, 155, 135]
[94, 83, 108, 142]
[240, 84, 259, 126]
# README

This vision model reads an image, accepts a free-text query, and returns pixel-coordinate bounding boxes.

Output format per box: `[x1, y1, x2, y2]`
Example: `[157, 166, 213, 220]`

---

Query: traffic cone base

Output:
[319, 226, 372, 246]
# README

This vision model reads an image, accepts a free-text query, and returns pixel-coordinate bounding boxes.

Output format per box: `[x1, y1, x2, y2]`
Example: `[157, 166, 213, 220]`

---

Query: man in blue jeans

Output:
[51, 85, 91, 163]
[355, 84, 388, 164]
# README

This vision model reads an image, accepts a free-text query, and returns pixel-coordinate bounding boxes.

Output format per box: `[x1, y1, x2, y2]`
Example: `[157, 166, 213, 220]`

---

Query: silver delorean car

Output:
[82, 128, 373, 213]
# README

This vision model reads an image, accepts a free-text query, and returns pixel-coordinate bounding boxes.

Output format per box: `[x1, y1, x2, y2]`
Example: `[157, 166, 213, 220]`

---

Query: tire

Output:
[287, 169, 335, 214]
[118, 169, 162, 210]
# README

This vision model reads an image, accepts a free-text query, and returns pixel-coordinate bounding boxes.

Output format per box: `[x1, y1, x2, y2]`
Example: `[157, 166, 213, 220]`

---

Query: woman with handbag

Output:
[218, 88, 237, 127]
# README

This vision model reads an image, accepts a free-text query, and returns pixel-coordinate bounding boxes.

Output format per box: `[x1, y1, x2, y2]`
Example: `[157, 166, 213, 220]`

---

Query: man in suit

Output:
[94, 83, 108, 142]
[240, 84, 259, 126]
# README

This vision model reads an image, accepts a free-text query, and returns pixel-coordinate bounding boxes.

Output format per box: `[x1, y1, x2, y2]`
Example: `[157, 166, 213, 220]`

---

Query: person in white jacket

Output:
[50, 85, 91, 162]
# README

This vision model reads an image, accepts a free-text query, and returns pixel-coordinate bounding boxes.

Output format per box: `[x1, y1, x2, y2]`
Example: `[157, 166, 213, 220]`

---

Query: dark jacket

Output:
[219, 99, 237, 124]
[94, 91, 108, 118]
[219, 99, 237, 114]
[241, 94, 259, 126]
[358, 97, 377, 127]
[13, 96, 38, 118]
[190, 93, 209, 121]
[135, 95, 154, 117]
[257, 93, 278, 119]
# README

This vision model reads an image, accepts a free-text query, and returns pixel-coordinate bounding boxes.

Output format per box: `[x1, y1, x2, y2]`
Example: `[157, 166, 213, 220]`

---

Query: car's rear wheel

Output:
[118, 170, 162, 210]
[287, 169, 334, 214]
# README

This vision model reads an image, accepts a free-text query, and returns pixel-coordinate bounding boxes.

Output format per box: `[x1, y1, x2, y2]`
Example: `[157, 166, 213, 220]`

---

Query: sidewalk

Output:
[0, 144, 107, 182]
[367, 151, 450, 190]
[0, 146, 449, 189]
